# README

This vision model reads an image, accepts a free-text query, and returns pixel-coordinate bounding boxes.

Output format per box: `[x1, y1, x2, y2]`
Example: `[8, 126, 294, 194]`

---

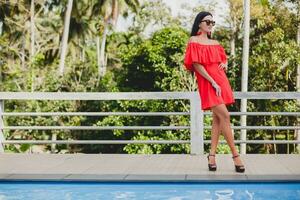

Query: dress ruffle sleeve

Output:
[218, 45, 228, 64]
[183, 43, 195, 72]
[183, 42, 228, 71]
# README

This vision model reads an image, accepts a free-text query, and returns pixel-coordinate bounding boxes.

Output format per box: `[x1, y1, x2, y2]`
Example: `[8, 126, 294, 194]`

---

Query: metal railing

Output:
[0, 92, 299, 155]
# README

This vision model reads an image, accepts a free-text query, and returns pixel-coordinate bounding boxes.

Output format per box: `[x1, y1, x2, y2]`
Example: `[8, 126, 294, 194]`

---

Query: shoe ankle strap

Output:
[232, 154, 240, 158]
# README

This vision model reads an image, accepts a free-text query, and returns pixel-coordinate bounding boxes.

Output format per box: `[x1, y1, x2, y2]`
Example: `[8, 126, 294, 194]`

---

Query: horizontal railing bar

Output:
[204, 126, 300, 130]
[0, 92, 193, 100]
[2, 140, 189, 144]
[1, 126, 299, 130]
[2, 112, 299, 117]
[0, 92, 299, 100]
[1, 112, 190, 116]
[1, 126, 190, 130]
[204, 112, 300, 116]
[204, 140, 300, 144]
[2, 140, 300, 144]
[234, 92, 300, 99]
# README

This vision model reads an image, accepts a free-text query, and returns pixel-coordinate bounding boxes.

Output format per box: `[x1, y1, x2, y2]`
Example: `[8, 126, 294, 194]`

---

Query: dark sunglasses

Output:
[201, 20, 216, 26]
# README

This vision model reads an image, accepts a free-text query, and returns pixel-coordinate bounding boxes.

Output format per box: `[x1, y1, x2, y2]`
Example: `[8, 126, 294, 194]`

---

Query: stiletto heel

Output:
[207, 154, 217, 171]
[232, 154, 245, 173]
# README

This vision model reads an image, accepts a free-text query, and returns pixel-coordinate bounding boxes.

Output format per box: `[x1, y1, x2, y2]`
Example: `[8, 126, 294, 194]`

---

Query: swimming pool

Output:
[0, 182, 299, 200]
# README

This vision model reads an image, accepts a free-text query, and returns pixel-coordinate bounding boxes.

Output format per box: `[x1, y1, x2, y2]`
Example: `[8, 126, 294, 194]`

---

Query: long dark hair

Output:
[190, 11, 213, 39]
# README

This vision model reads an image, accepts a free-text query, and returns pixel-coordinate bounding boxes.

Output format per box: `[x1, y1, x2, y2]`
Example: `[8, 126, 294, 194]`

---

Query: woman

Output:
[183, 11, 245, 173]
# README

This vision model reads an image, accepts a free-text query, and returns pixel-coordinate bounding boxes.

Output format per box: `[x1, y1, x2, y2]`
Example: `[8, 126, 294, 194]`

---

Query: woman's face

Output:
[198, 15, 215, 33]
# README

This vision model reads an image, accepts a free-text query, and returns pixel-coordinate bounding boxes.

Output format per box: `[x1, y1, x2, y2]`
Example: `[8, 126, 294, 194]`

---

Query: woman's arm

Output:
[193, 63, 215, 84]
[193, 63, 221, 96]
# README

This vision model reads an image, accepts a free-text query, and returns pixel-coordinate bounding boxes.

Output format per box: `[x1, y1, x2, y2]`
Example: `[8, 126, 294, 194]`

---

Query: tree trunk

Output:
[230, 15, 236, 68]
[0, 21, 3, 35]
[81, 39, 85, 62]
[111, 0, 119, 26]
[96, 35, 101, 75]
[30, 0, 35, 58]
[59, 0, 73, 76]
[99, 22, 108, 77]
[230, 36, 235, 57]
[230, 33, 236, 68]
[21, 36, 26, 70]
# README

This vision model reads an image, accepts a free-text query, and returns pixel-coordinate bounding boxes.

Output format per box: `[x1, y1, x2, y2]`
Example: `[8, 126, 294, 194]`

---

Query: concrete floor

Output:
[0, 153, 299, 182]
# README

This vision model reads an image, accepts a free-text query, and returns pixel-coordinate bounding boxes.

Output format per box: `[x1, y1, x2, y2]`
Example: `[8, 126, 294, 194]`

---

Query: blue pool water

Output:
[0, 182, 299, 200]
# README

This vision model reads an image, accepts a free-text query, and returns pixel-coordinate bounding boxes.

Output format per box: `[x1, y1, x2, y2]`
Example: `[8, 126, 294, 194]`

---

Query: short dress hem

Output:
[202, 101, 235, 111]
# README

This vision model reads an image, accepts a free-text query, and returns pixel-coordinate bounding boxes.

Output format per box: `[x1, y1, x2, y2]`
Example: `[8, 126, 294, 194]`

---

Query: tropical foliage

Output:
[0, 0, 299, 154]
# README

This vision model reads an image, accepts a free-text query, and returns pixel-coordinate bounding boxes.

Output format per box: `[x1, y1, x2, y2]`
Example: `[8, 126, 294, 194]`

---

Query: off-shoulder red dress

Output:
[183, 42, 235, 110]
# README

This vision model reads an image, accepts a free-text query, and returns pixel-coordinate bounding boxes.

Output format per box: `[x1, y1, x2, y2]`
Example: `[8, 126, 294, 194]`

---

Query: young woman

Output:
[183, 11, 245, 173]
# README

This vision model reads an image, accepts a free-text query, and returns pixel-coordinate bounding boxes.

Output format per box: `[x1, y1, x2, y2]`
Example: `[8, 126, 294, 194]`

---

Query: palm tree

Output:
[0, 0, 43, 69]
[58, 0, 95, 75]
[57, 0, 140, 77]
[94, 0, 140, 77]
[30, 0, 35, 58]
[224, 0, 243, 69]
[59, 0, 73, 76]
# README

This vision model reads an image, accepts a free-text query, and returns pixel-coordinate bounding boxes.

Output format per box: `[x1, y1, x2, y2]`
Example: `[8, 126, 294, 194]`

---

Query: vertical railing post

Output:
[51, 117, 59, 153]
[51, 132, 57, 153]
[0, 100, 5, 153]
[190, 92, 204, 155]
[240, 0, 251, 155]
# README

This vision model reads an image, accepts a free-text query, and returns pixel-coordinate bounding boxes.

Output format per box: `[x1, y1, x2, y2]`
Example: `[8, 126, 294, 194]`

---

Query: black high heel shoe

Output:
[232, 154, 245, 173]
[207, 154, 217, 171]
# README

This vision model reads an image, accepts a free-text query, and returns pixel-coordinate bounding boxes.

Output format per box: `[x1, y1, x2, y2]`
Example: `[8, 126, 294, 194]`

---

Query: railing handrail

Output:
[0, 91, 299, 155]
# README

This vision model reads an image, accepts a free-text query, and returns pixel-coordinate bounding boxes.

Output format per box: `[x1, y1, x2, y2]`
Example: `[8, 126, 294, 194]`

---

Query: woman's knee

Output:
[212, 112, 220, 123]
[212, 104, 230, 121]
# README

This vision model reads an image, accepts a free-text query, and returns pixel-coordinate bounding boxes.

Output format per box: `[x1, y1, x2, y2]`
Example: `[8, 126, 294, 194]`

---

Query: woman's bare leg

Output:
[208, 112, 222, 165]
[211, 104, 244, 166]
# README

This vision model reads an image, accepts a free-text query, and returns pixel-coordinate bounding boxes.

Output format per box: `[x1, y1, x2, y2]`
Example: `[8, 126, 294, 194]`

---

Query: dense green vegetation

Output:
[0, 0, 299, 154]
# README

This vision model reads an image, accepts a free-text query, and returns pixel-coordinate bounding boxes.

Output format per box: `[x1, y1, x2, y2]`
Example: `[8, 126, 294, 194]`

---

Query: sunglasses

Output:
[201, 20, 216, 26]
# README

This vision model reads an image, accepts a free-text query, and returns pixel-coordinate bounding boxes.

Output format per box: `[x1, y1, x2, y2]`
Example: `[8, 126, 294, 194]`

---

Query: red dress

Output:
[183, 41, 235, 110]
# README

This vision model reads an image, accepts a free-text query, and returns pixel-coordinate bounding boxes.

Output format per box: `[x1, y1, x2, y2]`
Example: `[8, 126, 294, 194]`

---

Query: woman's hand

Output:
[211, 81, 221, 96]
[218, 62, 228, 71]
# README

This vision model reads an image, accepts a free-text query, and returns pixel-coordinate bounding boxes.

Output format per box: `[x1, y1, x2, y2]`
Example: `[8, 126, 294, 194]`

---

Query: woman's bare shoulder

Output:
[209, 39, 220, 45]
[188, 36, 198, 42]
